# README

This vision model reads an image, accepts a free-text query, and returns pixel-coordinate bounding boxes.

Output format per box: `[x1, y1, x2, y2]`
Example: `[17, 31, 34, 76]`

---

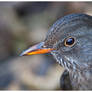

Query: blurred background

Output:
[0, 2, 92, 90]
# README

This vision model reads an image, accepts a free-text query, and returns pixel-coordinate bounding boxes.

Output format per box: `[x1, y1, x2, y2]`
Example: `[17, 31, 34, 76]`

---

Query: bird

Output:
[20, 13, 92, 90]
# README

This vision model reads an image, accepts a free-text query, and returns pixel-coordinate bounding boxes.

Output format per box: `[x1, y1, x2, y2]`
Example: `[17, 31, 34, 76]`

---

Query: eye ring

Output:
[64, 37, 76, 47]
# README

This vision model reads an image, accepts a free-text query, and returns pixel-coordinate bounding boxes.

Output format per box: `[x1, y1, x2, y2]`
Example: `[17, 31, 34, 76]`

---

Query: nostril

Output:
[42, 45, 47, 48]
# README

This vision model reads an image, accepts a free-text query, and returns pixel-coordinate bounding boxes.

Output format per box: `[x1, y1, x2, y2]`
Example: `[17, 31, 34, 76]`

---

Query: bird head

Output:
[20, 14, 92, 72]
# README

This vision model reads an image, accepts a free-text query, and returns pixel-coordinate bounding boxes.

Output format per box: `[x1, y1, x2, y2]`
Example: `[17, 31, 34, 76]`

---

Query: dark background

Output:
[0, 2, 92, 90]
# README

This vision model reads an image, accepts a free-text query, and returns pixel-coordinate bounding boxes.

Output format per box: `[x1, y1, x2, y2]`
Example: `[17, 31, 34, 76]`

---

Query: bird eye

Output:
[64, 37, 76, 47]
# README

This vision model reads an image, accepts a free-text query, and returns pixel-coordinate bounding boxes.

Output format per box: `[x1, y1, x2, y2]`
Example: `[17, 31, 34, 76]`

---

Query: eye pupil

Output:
[66, 38, 74, 45]
[64, 37, 75, 47]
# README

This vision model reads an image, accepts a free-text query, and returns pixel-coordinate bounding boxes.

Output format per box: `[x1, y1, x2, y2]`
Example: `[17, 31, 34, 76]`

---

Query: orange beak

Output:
[20, 42, 54, 56]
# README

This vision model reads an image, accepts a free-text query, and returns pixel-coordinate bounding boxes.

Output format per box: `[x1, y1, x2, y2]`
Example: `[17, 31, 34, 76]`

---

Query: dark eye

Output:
[64, 37, 76, 47]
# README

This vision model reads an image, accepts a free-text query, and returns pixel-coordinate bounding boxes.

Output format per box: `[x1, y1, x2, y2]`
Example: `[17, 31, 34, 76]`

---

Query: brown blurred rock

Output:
[9, 56, 64, 90]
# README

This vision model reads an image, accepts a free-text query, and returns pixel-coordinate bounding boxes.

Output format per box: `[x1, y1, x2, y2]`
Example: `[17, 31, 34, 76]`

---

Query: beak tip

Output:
[20, 51, 26, 56]
[19, 53, 23, 56]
